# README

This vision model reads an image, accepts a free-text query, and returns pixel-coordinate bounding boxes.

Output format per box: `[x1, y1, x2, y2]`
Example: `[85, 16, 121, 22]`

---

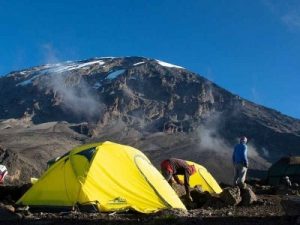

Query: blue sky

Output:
[1, 0, 300, 119]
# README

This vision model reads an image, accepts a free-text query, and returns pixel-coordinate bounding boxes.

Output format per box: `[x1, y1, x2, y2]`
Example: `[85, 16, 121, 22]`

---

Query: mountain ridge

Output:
[0, 56, 299, 184]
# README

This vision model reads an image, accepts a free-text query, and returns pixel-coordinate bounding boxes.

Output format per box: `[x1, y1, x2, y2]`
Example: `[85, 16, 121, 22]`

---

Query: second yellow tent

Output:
[178, 161, 222, 194]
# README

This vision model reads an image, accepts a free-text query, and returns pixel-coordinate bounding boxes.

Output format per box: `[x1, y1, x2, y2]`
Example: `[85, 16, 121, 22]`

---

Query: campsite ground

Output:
[0, 186, 299, 225]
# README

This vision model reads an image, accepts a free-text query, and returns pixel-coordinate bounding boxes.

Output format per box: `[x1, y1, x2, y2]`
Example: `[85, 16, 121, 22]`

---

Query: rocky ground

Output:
[0, 182, 299, 225]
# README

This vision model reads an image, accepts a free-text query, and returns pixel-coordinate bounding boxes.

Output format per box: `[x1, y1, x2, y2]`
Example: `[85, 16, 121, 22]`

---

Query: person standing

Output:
[160, 158, 196, 201]
[232, 136, 248, 188]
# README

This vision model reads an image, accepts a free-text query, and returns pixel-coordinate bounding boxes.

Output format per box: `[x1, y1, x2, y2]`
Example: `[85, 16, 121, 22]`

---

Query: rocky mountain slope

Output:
[0, 56, 300, 184]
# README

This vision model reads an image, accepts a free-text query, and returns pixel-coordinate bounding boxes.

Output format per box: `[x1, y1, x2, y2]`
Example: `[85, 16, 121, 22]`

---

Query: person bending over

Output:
[161, 158, 196, 201]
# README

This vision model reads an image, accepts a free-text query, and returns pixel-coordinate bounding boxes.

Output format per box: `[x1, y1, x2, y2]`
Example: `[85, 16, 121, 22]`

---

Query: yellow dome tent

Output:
[17, 141, 186, 213]
[178, 161, 222, 194]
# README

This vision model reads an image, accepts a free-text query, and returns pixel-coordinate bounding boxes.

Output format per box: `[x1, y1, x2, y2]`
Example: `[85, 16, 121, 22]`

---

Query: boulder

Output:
[220, 186, 241, 206]
[189, 185, 226, 209]
[203, 195, 226, 209]
[171, 183, 186, 198]
[170, 183, 198, 209]
[240, 186, 257, 206]
[190, 188, 210, 207]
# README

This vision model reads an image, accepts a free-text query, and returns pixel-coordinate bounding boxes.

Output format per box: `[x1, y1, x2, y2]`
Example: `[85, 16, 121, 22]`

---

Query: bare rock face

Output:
[220, 187, 242, 206]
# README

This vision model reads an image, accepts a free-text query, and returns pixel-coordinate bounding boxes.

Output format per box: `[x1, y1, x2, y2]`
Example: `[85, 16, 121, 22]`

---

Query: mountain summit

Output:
[0, 57, 300, 184]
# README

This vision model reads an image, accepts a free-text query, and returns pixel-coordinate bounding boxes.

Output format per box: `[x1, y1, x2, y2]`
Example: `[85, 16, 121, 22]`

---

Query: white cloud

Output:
[195, 113, 231, 155]
[46, 72, 104, 120]
[40, 43, 60, 64]
[263, 0, 300, 30]
[281, 12, 300, 29]
[38, 43, 103, 120]
[251, 86, 260, 103]
[204, 67, 215, 82]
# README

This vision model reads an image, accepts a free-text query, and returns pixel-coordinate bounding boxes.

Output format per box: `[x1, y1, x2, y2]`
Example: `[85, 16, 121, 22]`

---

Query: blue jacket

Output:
[232, 143, 248, 166]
